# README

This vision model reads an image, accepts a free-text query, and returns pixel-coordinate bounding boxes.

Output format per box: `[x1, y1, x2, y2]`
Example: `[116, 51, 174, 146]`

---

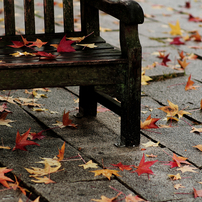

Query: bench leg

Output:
[78, 86, 97, 117]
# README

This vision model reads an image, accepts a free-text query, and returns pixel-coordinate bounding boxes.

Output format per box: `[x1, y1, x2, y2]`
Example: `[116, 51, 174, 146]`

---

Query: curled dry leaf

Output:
[174, 184, 185, 190]
[0, 112, 14, 127]
[31, 176, 55, 184]
[193, 145, 202, 151]
[168, 173, 181, 180]
[190, 127, 202, 134]
[57, 142, 65, 161]
[142, 141, 159, 148]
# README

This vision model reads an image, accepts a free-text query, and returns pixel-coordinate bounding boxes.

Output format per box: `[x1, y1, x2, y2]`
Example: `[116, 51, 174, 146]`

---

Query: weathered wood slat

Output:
[63, 0, 74, 32]
[0, 63, 126, 90]
[24, 0, 35, 35]
[44, 0, 55, 33]
[4, 0, 15, 36]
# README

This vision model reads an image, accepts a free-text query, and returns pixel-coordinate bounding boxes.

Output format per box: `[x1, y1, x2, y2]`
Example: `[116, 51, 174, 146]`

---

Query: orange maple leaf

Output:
[28, 39, 48, 48]
[177, 58, 190, 70]
[8, 35, 30, 48]
[190, 31, 201, 42]
[0, 167, 14, 188]
[172, 153, 190, 167]
[185, 75, 199, 91]
[111, 162, 133, 171]
[178, 51, 186, 60]
[12, 128, 40, 151]
[57, 142, 65, 161]
[141, 115, 160, 129]
[90, 169, 121, 180]
[63, 110, 77, 128]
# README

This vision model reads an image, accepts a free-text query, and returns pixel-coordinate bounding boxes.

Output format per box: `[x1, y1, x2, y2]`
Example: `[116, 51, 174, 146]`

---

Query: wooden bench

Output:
[1, 0, 144, 147]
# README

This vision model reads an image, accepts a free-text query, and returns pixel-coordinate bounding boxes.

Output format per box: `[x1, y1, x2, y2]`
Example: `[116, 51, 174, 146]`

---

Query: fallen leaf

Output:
[0, 96, 16, 104]
[160, 53, 171, 66]
[90, 169, 121, 180]
[141, 115, 160, 129]
[32, 108, 48, 112]
[8, 35, 31, 48]
[177, 58, 190, 69]
[142, 141, 159, 148]
[0, 112, 14, 127]
[29, 130, 46, 140]
[53, 110, 77, 128]
[125, 194, 147, 201]
[36, 51, 57, 59]
[31, 176, 55, 184]
[177, 165, 198, 173]
[57, 142, 65, 161]
[12, 128, 40, 151]
[188, 14, 202, 22]
[190, 31, 201, 41]
[170, 37, 185, 45]
[174, 184, 185, 190]
[79, 160, 98, 169]
[168, 20, 182, 36]
[91, 193, 120, 202]
[97, 105, 110, 113]
[25, 160, 61, 177]
[185, 74, 200, 90]
[77, 43, 97, 48]
[190, 127, 202, 134]
[0, 146, 11, 149]
[0, 167, 14, 188]
[168, 173, 181, 180]
[158, 100, 190, 119]
[145, 154, 158, 158]
[172, 153, 190, 167]
[57, 35, 75, 52]
[131, 154, 158, 176]
[111, 162, 133, 171]
[28, 38, 47, 48]
[67, 36, 85, 43]
[141, 71, 152, 85]
[193, 144, 202, 151]
[193, 187, 202, 198]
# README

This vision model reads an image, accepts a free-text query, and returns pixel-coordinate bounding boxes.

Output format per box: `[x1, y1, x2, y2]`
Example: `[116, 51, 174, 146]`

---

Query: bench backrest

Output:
[3, 0, 99, 37]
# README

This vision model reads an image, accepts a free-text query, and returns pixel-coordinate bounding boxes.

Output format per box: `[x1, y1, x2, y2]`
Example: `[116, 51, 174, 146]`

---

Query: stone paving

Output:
[1, 0, 202, 202]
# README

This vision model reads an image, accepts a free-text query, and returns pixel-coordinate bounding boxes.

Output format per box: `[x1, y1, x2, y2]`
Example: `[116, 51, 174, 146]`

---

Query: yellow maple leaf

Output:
[31, 176, 55, 184]
[77, 43, 97, 48]
[168, 20, 182, 36]
[141, 71, 152, 85]
[79, 160, 98, 169]
[177, 165, 198, 173]
[90, 169, 121, 180]
[67, 36, 85, 43]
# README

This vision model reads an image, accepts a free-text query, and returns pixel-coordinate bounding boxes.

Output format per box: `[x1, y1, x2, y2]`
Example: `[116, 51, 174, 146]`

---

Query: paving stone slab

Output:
[142, 126, 202, 168]
[142, 76, 202, 111]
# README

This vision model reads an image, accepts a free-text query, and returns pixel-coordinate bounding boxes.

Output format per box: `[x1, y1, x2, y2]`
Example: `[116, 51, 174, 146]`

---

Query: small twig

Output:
[78, 153, 86, 163]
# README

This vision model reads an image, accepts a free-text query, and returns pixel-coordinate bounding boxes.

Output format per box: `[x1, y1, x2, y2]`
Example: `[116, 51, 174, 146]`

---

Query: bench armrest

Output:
[86, 0, 144, 24]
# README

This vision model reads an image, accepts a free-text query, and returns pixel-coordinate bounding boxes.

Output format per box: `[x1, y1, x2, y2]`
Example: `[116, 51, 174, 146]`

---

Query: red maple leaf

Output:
[141, 115, 160, 129]
[0, 167, 14, 188]
[8, 35, 31, 48]
[12, 128, 40, 151]
[57, 35, 76, 52]
[35, 51, 57, 59]
[170, 37, 185, 45]
[131, 154, 158, 176]
[160, 54, 171, 66]
[188, 14, 202, 22]
[163, 161, 178, 168]
[30, 130, 46, 140]
[111, 162, 133, 171]
[193, 187, 202, 198]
